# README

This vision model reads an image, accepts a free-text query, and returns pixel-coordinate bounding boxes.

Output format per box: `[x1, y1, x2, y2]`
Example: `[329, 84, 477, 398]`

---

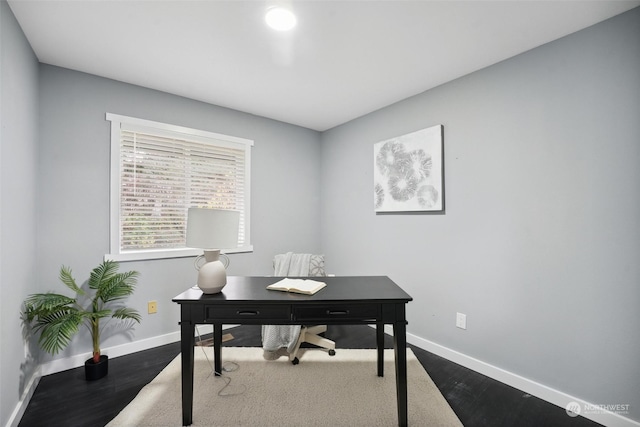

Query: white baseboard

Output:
[6, 367, 41, 427]
[13, 325, 639, 427]
[385, 326, 639, 427]
[8, 330, 187, 427]
[9, 325, 239, 427]
[38, 331, 181, 376]
[37, 324, 237, 376]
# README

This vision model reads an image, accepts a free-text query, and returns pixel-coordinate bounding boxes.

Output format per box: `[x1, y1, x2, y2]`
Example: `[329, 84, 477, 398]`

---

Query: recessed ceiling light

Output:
[265, 7, 297, 31]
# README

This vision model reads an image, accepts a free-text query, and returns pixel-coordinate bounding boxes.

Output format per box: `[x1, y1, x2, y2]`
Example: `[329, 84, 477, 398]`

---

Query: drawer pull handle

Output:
[237, 310, 259, 316]
[327, 310, 349, 316]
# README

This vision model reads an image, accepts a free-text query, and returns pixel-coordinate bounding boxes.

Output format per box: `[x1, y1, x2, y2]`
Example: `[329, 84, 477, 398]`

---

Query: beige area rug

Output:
[107, 347, 462, 427]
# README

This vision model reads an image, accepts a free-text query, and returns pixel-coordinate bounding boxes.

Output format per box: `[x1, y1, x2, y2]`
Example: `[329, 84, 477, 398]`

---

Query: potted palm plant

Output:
[23, 260, 141, 380]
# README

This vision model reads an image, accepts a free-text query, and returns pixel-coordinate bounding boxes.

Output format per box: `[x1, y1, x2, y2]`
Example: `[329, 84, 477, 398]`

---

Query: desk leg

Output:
[393, 321, 408, 427]
[213, 323, 222, 376]
[180, 315, 195, 426]
[376, 321, 384, 377]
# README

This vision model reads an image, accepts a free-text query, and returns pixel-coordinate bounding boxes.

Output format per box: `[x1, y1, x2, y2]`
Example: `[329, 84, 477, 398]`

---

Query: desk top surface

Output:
[173, 276, 412, 304]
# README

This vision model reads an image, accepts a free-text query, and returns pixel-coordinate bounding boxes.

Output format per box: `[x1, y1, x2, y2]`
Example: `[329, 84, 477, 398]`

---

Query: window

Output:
[106, 113, 253, 261]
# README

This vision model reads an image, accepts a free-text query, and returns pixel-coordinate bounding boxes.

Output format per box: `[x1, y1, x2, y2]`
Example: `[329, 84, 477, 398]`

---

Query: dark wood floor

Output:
[19, 324, 601, 427]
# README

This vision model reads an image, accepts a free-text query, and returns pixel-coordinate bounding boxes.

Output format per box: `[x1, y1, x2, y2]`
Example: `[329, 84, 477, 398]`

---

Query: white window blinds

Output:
[107, 114, 252, 261]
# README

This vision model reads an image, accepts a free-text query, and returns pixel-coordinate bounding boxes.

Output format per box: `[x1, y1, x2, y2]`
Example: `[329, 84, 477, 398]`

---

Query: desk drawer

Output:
[293, 304, 379, 322]
[205, 305, 290, 321]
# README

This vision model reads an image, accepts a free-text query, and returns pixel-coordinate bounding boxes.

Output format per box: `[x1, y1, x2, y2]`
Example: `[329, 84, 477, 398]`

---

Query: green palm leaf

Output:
[24, 293, 76, 321]
[22, 260, 141, 359]
[88, 309, 113, 321]
[88, 260, 119, 290]
[59, 266, 85, 296]
[98, 271, 139, 303]
[34, 309, 84, 354]
[112, 307, 142, 323]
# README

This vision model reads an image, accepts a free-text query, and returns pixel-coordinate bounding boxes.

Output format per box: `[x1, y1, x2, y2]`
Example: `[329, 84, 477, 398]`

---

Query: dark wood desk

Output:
[173, 276, 413, 426]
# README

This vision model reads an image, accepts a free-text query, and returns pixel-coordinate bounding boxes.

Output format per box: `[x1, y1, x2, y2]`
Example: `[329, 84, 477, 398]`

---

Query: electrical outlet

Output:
[148, 301, 158, 314]
[456, 312, 467, 330]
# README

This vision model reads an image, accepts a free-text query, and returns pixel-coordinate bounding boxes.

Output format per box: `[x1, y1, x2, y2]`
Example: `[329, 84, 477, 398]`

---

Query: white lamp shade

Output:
[186, 208, 240, 250]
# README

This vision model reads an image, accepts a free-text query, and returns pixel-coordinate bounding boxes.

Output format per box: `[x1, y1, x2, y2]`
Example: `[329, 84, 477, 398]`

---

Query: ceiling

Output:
[8, 0, 640, 131]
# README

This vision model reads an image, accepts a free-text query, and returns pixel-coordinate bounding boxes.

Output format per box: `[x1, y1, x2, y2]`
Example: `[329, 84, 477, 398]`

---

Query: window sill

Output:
[105, 245, 253, 262]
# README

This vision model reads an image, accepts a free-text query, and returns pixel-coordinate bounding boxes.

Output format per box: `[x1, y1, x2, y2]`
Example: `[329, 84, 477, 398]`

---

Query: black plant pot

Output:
[84, 355, 108, 381]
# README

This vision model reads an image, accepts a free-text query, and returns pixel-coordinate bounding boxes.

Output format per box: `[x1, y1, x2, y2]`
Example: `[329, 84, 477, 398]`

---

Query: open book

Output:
[266, 278, 327, 295]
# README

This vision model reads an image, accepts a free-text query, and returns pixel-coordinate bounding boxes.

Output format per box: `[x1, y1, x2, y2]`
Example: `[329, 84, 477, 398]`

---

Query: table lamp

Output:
[186, 208, 240, 294]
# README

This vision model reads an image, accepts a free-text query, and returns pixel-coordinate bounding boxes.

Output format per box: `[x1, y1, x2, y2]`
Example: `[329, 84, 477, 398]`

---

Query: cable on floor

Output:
[195, 326, 247, 396]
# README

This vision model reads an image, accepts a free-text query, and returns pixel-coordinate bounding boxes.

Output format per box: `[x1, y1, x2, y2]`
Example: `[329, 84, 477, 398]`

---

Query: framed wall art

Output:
[374, 124, 444, 213]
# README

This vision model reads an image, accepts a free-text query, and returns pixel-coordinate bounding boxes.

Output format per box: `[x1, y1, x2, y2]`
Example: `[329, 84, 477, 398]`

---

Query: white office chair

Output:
[289, 325, 336, 365]
[262, 253, 336, 365]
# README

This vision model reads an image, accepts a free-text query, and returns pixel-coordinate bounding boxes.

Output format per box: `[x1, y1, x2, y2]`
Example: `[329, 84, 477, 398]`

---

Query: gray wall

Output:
[0, 1, 40, 425]
[320, 7, 640, 421]
[35, 64, 323, 360]
[3, 2, 639, 425]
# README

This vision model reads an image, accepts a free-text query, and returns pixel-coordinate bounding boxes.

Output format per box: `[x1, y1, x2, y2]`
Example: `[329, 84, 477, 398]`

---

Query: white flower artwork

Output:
[374, 125, 443, 212]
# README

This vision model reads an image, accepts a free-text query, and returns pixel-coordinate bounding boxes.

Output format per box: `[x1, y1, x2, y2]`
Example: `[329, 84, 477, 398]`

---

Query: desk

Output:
[173, 276, 413, 426]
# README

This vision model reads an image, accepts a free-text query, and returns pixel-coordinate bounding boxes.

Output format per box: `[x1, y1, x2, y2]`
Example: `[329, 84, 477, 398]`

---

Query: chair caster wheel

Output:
[292, 357, 299, 365]
[329, 349, 336, 356]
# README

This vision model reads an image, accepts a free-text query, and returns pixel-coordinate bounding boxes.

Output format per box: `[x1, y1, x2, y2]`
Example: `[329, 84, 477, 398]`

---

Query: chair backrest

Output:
[273, 253, 326, 277]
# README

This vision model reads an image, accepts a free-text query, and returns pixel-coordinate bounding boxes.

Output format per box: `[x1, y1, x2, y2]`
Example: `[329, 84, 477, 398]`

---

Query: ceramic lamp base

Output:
[197, 250, 227, 294]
